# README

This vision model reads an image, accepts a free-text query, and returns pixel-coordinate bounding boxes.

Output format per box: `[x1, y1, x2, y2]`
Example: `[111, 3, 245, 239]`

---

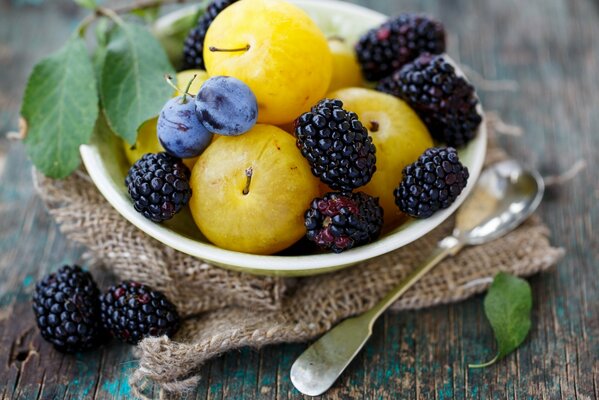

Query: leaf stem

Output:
[468, 354, 499, 369]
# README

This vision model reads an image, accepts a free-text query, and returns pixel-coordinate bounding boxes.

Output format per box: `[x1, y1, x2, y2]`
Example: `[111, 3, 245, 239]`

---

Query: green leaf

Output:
[95, 17, 112, 48]
[100, 21, 175, 145]
[22, 37, 99, 179]
[73, 0, 97, 10]
[469, 272, 533, 368]
[93, 18, 112, 87]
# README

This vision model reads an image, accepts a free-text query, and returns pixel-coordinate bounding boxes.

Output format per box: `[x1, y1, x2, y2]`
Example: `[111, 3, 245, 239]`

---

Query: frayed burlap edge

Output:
[129, 214, 563, 399]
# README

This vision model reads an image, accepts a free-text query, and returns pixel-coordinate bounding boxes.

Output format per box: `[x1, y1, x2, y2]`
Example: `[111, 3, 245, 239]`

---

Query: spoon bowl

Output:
[455, 159, 545, 245]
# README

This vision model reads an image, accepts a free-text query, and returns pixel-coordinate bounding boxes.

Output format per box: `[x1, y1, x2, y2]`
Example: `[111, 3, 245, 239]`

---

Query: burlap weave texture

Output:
[33, 135, 564, 397]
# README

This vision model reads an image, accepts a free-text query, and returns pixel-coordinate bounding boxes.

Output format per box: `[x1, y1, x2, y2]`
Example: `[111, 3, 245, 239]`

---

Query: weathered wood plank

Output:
[0, 0, 598, 398]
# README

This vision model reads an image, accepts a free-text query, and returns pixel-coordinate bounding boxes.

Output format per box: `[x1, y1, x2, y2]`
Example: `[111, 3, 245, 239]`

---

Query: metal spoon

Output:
[290, 159, 544, 396]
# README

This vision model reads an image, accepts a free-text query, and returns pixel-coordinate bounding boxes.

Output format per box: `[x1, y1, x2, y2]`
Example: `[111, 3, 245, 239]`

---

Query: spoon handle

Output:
[362, 235, 463, 324]
[290, 236, 464, 397]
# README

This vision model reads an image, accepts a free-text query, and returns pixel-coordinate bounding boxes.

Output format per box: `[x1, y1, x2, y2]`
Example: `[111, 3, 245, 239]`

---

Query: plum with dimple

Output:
[157, 96, 213, 159]
[195, 76, 258, 136]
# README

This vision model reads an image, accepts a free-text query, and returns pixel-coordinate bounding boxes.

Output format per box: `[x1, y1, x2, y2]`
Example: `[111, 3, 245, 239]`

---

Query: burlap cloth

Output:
[33, 119, 564, 398]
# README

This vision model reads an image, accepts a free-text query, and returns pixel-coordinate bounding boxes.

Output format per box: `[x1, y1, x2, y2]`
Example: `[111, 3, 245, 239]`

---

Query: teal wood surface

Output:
[1, 0, 598, 398]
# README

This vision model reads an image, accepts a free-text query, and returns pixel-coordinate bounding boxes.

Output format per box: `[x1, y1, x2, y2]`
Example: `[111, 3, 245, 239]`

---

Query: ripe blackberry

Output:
[99, 281, 180, 345]
[394, 147, 469, 219]
[32, 265, 104, 353]
[355, 13, 446, 81]
[182, 0, 239, 69]
[305, 192, 383, 253]
[125, 152, 192, 223]
[295, 99, 376, 192]
[376, 53, 482, 147]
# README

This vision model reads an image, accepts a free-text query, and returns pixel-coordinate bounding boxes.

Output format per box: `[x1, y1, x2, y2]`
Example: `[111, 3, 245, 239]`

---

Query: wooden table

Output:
[1, 0, 597, 398]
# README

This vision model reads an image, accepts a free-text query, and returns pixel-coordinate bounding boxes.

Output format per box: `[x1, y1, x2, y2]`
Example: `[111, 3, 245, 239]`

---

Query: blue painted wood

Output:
[0, 0, 597, 398]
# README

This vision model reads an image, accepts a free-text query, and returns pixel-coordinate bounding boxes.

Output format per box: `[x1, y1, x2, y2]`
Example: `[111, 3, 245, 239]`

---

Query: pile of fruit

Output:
[123, 0, 482, 255]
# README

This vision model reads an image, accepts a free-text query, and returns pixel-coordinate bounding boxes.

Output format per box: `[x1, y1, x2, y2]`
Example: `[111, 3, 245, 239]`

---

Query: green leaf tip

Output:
[21, 36, 99, 179]
[469, 272, 533, 369]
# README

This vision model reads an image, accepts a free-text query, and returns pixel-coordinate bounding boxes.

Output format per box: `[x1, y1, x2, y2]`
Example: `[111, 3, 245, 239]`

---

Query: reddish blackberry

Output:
[182, 0, 239, 69]
[394, 147, 469, 218]
[32, 265, 104, 353]
[125, 152, 192, 223]
[295, 99, 376, 192]
[355, 14, 446, 81]
[99, 281, 180, 345]
[376, 53, 482, 147]
[305, 192, 383, 253]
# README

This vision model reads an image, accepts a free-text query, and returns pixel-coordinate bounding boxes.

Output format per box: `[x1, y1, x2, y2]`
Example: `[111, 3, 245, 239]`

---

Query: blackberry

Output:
[394, 147, 469, 219]
[295, 99, 376, 192]
[376, 53, 482, 147]
[305, 192, 383, 253]
[125, 152, 192, 223]
[32, 265, 104, 353]
[182, 0, 239, 69]
[99, 281, 180, 345]
[355, 13, 446, 81]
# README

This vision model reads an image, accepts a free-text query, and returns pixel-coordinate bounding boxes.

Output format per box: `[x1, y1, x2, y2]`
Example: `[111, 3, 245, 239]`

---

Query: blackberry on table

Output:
[355, 13, 446, 81]
[305, 192, 383, 253]
[376, 53, 482, 147]
[394, 147, 469, 219]
[182, 0, 239, 70]
[32, 265, 104, 353]
[294, 99, 376, 192]
[125, 152, 192, 223]
[99, 281, 180, 345]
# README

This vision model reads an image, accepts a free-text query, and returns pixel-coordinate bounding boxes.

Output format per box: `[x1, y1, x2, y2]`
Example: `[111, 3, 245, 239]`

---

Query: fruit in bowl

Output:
[190, 124, 319, 254]
[78, 0, 486, 276]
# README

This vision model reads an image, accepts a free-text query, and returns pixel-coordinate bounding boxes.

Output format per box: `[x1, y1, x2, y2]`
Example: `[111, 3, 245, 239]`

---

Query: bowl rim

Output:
[80, 0, 488, 276]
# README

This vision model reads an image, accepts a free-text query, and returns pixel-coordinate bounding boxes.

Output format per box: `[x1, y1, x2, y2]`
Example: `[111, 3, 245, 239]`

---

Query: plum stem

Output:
[181, 74, 197, 103]
[242, 167, 253, 195]
[164, 74, 195, 100]
[209, 44, 250, 53]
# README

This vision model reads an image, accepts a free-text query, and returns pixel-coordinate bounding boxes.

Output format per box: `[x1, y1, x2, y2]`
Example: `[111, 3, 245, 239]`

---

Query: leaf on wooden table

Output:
[100, 21, 175, 145]
[22, 36, 99, 179]
[469, 272, 533, 368]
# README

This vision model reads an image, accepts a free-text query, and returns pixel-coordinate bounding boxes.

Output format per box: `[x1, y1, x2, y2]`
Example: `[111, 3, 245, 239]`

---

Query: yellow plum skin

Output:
[327, 38, 364, 92]
[123, 117, 163, 165]
[190, 124, 320, 254]
[203, 0, 332, 125]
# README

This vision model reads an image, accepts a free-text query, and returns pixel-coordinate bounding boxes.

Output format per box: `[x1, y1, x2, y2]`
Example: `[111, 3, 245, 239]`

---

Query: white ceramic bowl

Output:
[80, 0, 487, 276]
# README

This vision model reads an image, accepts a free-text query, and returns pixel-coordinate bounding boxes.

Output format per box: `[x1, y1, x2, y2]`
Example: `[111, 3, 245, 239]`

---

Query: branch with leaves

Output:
[20, 0, 202, 178]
